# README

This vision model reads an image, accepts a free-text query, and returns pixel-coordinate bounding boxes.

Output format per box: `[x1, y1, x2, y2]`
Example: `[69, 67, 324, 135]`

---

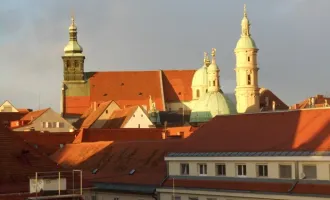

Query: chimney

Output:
[325, 99, 328, 107]
[93, 101, 97, 111]
[162, 132, 166, 140]
[272, 101, 276, 111]
[311, 97, 315, 107]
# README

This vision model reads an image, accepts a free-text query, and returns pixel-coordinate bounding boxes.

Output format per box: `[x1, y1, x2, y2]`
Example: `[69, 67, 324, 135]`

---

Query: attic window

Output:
[129, 169, 136, 175]
[105, 110, 108, 114]
[138, 92, 143, 96]
[92, 168, 99, 174]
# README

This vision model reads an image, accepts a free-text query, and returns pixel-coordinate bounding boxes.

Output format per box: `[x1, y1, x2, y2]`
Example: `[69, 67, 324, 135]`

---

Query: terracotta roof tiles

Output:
[102, 105, 138, 128]
[72, 128, 164, 143]
[20, 108, 49, 123]
[180, 108, 330, 152]
[89, 71, 164, 111]
[161, 70, 195, 102]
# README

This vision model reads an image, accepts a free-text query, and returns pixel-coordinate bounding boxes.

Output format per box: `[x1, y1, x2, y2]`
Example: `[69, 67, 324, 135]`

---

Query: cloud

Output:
[0, 0, 329, 111]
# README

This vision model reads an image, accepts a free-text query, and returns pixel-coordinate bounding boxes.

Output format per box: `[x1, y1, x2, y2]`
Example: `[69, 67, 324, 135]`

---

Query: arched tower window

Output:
[247, 74, 251, 85]
[196, 90, 200, 98]
[247, 56, 250, 62]
[213, 80, 215, 86]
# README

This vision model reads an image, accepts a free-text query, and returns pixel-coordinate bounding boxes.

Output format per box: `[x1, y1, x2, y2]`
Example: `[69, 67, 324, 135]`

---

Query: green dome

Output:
[235, 36, 257, 49]
[190, 91, 236, 123]
[191, 66, 208, 87]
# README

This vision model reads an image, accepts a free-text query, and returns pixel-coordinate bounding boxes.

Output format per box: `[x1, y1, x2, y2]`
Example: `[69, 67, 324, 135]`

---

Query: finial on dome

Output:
[241, 4, 250, 37]
[211, 48, 216, 63]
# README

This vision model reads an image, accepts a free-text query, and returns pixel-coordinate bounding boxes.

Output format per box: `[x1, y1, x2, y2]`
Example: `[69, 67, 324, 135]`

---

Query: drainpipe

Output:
[288, 161, 301, 193]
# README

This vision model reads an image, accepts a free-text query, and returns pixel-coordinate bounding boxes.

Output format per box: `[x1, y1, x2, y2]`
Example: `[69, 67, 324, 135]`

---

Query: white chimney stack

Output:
[272, 101, 276, 111]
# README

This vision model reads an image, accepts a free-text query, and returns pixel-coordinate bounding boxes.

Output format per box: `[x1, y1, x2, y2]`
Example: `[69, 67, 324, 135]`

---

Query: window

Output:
[173, 196, 181, 200]
[48, 122, 53, 128]
[188, 197, 198, 200]
[2, 105, 12, 112]
[247, 56, 250, 62]
[247, 74, 251, 85]
[180, 163, 189, 175]
[196, 89, 200, 98]
[216, 164, 226, 176]
[236, 164, 247, 176]
[105, 110, 108, 114]
[138, 124, 140, 128]
[114, 198, 119, 200]
[52, 122, 57, 128]
[213, 80, 215, 86]
[303, 165, 317, 179]
[141, 114, 143, 117]
[206, 198, 216, 200]
[59, 122, 64, 128]
[279, 164, 292, 179]
[257, 164, 268, 177]
[91, 195, 97, 200]
[198, 163, 207, 175]
[42, 122, 46, 128]
[265, 97, 269, 107]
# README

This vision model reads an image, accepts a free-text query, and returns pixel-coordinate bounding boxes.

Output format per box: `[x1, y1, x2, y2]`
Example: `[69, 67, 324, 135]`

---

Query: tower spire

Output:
[241, 4, 250, 37]
[64, 13, 83, 55]
[211, 48, 216, 63]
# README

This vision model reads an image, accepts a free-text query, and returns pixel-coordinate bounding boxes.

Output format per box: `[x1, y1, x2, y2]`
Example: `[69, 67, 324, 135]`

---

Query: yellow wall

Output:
[168, 160, 330, 180]
[0, 100, 18, 112]
[84, 191, 153, 200]
[124, 106, 154, 128]
[91, 102, 120, 128]
[158, 188, 329, 200]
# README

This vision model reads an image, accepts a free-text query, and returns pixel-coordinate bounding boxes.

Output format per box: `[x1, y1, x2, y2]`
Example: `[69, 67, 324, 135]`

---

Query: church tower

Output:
[62, 15, 85, 82]
[207, 48, 220, 93]
[234, 4, 260, 113]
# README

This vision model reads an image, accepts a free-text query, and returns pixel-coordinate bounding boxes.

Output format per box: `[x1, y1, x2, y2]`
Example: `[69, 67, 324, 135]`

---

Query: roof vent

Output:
[92, 168, 99, 174]
[103, 93, 108, 96]
[138, 92, 143, 96]
[129, 169, 136, 175]
[121, 83, 124, 86]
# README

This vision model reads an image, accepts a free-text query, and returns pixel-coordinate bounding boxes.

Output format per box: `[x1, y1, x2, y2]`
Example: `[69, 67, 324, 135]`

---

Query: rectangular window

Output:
[188, 197, 198, 200]
[257, 164, 268, 177]
[247, 56, 250, 62]
[48, 122, 53, 128]
[279, 164, 292, 179]
[216, 164, 226, 176]
[52, 122, 57, 128]
[198, 163, 207, 175]
[303, 165, 317, 179]
[236, 164, 247, 176]
[41, 122, 46, 128]
[59, 122, 64, 128]
[114, 198, 119, 200]
[247, 74, 251, 85]
[180, 163, 189, 175]
[173, 196, 181, 200]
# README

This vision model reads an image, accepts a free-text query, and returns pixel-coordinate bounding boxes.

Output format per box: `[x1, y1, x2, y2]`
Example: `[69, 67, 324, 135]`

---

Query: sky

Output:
[0, 0, 329, 111]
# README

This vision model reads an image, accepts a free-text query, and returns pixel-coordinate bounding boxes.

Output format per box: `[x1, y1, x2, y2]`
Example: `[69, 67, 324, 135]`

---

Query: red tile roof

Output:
[0, 127, 61, 194]
[52, 140, 181, 186]
[64, 96, 91, 115]
[166, 126, 197, 138]
[180, 108, 330, 152]
[0, 112, 26, 128]
[72, 128, 164, 143]
[292, 94, 330, 109]
[162, 70, 195, 102]
[75, 101, 115, 129]
[259, 88, 289, 111]
[162, 178, 330, 196]
[13, 131, 77, 155]
[102, 105, 139, 128]
[20, 108, 49, 123]
[89, 71, 164, 111]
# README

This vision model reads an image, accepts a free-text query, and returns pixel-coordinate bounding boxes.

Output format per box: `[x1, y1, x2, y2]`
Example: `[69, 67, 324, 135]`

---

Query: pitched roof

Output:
[293, 94, 330, 109]
[102, 105, 139, 128]
[74, 101, 115, 129]
[88, 71, 165, 111]
[162, 178, 330, 197]
[14, 131, 77, 155]
[72, 128, 164, 143]
[52, 140, 182, 186]
[179, 108, 330, 152]
[0, 112, 26, 128]
[259, 88, 289, 111]
[0, 127, 61, 194]
[161, 70, 195, 102]
[20, 108, 49, 122]
[166, 126, 197, 138]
